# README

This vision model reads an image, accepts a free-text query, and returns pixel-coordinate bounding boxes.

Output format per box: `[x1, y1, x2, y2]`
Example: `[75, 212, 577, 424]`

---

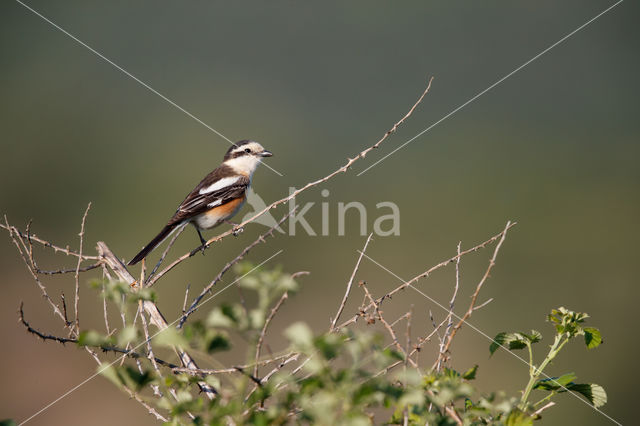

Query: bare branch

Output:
[0, 219, 99, 260]
[122, 386, 168, 422]
[437, 241, 461, 371]
[359, 281, 417, 368]
[330, 233, 373, 332]
[5, 217, 66, 323]
[336, 222, 516, 329]
[74, 202, 91, 336]
[254, 291, 289, 378]
[172, 352, 297, 376]
[19, 303, 178, 368]
[96, 241, 217, 399]
[434, 221, 512, 369]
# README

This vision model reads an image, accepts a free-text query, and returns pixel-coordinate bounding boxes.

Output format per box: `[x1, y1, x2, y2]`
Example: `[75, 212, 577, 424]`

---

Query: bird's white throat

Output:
[224, 155, 263, 177]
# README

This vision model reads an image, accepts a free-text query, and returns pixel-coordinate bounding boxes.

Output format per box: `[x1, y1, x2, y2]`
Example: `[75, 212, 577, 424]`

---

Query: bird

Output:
[128, 140, 273, 266]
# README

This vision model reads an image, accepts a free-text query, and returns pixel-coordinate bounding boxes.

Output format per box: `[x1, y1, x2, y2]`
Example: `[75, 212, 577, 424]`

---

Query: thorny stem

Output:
[519, 333, 569, 410]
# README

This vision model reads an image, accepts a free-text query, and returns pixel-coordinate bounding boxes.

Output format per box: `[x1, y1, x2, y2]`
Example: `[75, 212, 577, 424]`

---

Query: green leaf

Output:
[524, 330, 542, 344]
[77, 330, 113, 347]
[443, 367, 460, 378]
[205, 333, 231, 353]
[566, 383, 607, 408]
[285, 322, 313, 349]
[152, 327, 189, 349]
[462, 365, 478, 380]
[534, 373, 577, 391]
[98, 364, 153, 391]
[98, 364, 123, 388]
[121, 365, 154, 391]
[0, 419, 17, 426]
[583, 327, 602, 349]
[489, 332, 528, 355]
[505, 409, 533, 426]
[132, 287, 157, 302]
[207, 307, 234, 328]
[117, 326, 138, 347]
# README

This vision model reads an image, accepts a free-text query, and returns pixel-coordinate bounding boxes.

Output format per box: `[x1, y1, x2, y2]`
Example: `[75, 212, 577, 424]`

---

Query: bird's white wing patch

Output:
[199, 176, 240, 194]
[207, 199, 222, 207]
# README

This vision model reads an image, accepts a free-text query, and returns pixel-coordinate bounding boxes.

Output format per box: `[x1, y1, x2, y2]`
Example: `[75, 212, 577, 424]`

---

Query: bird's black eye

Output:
[244, 148, 251, 153]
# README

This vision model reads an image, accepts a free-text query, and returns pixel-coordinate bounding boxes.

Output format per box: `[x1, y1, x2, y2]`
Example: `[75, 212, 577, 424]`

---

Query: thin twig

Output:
[330, 233, 373, 332]
[182, 284, 191, 314]
[254, 292, 289, 378]
[437, 241, 461, 371]
[533, 401, 556, 417]
[359, 281, 417, 368]
[0, 219, 99, 260]
[5, 217, 66, 322]
[405, 305, 413, 367]
[74, 202, 91, 336]
[122, 386, 168, 422]
[336, 222, 516, 329]
[433, 221, 512, 369]
[19, 303, 178, 368]
[172, 352, 297, 375]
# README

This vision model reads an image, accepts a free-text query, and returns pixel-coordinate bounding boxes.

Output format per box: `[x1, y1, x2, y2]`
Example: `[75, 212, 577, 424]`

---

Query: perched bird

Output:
[128, 140, 273, 265]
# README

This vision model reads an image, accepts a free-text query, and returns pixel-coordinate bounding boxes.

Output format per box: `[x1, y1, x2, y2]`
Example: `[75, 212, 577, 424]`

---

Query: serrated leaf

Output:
[490, 332, 528, 355]
[567, 383, 607, 408]
[534, 373, 576, 391]
[462, 365, 478, 380]
[525, 330, 542, 343]
[584, 327, 602, 349]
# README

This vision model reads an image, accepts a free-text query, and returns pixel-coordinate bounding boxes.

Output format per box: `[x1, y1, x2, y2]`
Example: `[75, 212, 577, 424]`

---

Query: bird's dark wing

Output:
[168, 166, 250, 225]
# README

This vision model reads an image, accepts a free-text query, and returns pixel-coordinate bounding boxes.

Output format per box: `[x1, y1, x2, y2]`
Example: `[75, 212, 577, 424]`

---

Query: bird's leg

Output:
[195, 227, 207, 255]
[224, 219, 244, 236]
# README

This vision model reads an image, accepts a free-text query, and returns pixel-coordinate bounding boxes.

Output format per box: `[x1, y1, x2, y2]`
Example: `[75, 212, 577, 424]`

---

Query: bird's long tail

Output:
[128, 224, 176, 265]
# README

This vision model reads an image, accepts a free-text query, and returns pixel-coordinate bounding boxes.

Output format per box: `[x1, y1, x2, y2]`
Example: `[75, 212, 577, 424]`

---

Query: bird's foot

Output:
[224, 220, 243, 236]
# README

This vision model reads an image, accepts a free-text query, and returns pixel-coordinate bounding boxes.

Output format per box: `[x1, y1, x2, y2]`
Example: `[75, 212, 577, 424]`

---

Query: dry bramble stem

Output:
[432, 220, 512, 369]
[330, 233, 374, 332]
[336, 221, 516, 330]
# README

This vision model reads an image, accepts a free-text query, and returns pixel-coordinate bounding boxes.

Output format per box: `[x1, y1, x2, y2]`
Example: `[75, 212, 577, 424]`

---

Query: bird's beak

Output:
[260, 150, 273, 157]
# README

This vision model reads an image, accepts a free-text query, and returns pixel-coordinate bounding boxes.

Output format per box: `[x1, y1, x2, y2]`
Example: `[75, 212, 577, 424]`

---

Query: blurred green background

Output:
[1, 1, 638, 424]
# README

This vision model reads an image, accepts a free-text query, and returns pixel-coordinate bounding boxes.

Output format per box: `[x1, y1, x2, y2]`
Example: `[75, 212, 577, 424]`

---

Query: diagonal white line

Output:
[357, 250, 622, 425]
[18, 250, 283, 425]
[13, 0, 284, 177]
[357, 0, 624, 176]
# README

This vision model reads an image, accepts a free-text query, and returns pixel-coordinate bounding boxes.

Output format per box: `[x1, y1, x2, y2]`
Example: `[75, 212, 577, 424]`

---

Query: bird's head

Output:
[223, 140, 273, 176]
